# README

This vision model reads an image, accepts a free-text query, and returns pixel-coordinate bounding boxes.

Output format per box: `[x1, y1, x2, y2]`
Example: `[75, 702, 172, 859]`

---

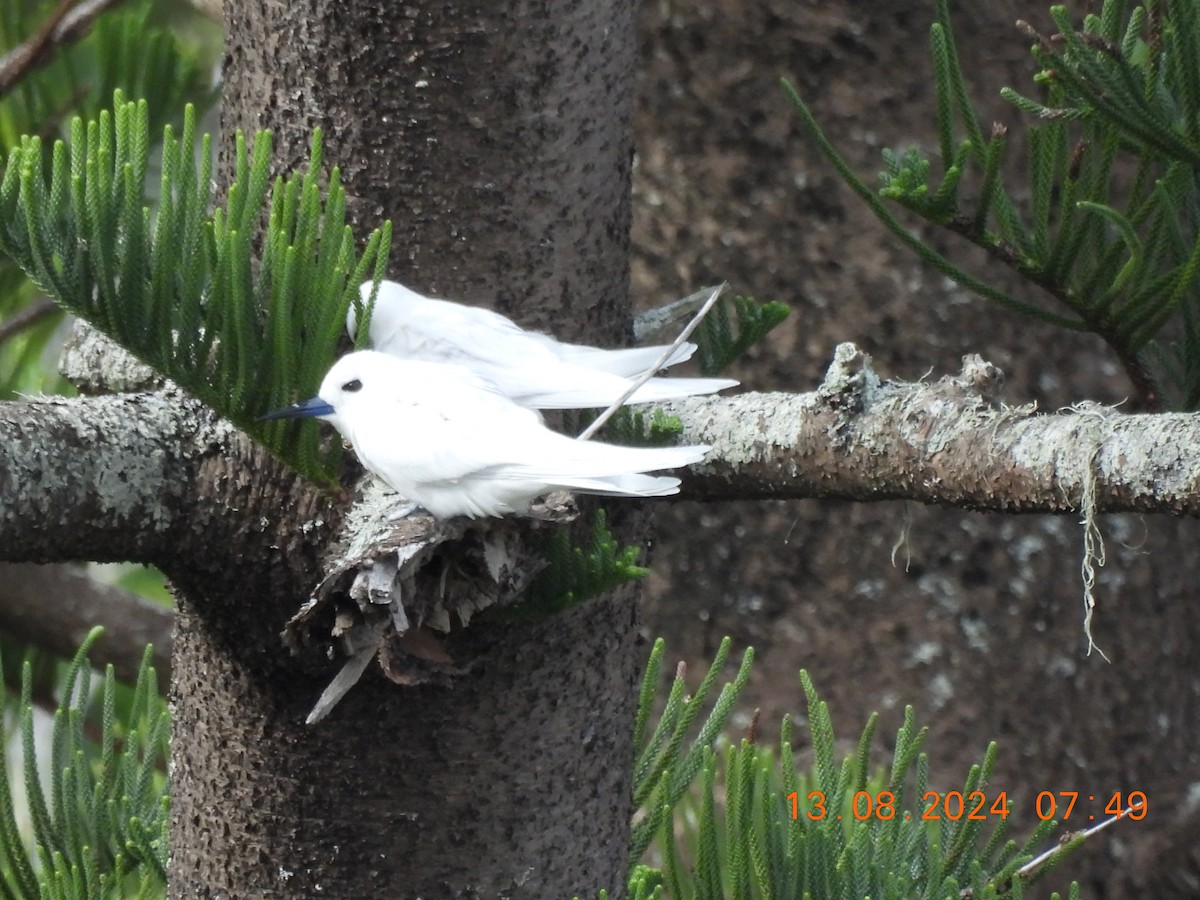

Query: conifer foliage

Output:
[0, 629, 168, 899]
[616, 641, 1082, 900]
[0, 93, 391, 481]
[787, 0, 1200, 409]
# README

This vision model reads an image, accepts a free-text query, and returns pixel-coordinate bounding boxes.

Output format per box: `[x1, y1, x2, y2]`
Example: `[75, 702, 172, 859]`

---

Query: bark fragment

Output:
[283, 477, 573, 721]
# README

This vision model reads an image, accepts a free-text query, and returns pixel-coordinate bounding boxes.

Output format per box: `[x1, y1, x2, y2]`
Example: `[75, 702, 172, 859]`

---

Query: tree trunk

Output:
[168, 1, 640, 896]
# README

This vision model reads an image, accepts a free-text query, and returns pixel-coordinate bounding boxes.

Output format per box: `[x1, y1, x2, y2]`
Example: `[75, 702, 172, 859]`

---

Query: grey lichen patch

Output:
[671, 392, 808, 475]
[1006, 400, 1121, 492]
[1094, 413, 1200, 501]
[91, 437, 174, 531]
[816, 342, 883, 411]
[845, 355, 1031, 485]
[956, 353, 1006, 406]
[1, 392, 181, 559]
[60, 320, 162, 394]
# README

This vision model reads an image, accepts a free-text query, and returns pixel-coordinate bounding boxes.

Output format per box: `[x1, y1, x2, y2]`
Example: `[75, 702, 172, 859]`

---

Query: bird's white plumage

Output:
[305, 351, 710, 519]
[348, 280, 738, 409]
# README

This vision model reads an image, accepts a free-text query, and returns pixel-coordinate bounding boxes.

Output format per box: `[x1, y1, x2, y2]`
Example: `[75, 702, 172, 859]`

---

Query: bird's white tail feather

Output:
[626, 376, 739, 404]
[519, 376, 737, 409]
[501, 472, 682, 499]
[498, 444, 709, 483]
[591, 473, 683, 497]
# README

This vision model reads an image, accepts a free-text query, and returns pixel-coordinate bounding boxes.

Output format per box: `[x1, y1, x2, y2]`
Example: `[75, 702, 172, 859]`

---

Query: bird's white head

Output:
[260, 350, 403, 430]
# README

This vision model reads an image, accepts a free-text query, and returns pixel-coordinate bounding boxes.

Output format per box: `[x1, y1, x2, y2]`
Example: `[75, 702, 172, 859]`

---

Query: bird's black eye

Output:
[342, 379, 363, 393]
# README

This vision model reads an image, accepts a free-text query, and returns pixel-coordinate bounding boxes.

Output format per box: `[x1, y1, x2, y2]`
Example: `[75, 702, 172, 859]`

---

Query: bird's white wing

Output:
[466, 467, 683, 499]
[373, 294, 565, 372]
[363, 283, 736, 408]
[485, 367, 737, 409]
[484, 435, 709, 482]
[546, 341, 699, 376]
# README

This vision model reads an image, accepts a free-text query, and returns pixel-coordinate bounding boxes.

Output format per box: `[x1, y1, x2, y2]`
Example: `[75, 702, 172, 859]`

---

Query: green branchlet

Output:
[564, 406, 686, 448]
[0, 92, 391, 481]
[501, 510, 650, 621]
[0, 0, 214, 400]
[787, 0, 1200, 408]
[694, 294, 790, 377]
[619, 647, 1082, 900]
[0, 628, 168, 898]
[629, 637, 754, 864]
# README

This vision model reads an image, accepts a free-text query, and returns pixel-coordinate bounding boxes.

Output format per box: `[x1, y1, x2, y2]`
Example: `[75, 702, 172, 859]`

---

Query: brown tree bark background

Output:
[635, 2, 1197, 896]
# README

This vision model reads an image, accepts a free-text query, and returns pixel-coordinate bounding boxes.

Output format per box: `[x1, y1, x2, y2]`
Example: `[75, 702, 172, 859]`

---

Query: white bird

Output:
[347, 280, 738, 409]
[262, 351, 711, 520]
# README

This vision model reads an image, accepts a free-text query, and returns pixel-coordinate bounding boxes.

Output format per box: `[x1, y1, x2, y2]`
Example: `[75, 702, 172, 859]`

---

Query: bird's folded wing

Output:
[482, 442, 709, 482]
[547, 341, 698, 376]
[406, 302, 565, 371]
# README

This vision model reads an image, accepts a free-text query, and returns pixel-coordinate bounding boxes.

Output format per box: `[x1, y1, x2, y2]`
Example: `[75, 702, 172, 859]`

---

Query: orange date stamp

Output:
[786, 790, 1148, 823]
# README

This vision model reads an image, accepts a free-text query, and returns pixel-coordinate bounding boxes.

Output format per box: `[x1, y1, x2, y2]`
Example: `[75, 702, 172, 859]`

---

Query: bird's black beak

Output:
[258, 397, 335, 421]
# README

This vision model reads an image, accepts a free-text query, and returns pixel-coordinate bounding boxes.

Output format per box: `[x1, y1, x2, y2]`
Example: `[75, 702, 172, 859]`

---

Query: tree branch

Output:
[0, 390, 195, 563]
[6, 340, 1200, 578]
[0, 384, 338, 588]
[667, 342, 1200, 516]
[0, 0, 126, 98]
[0, 562, 171, 682]
[0, 299, 59, 347]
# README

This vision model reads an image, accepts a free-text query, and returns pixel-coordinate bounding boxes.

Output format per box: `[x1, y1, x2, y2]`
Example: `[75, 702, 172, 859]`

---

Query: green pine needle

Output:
[0, 92, 391, 482]
[787, 0, 1200, 408]
[0, 629, 169, 898]
[623, 652, 1085, 899]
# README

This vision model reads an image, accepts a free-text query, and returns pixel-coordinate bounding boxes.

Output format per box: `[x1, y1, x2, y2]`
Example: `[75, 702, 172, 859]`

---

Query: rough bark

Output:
[1, 392, 188, 564]
[221, 0, 633, 344]
[162, 1, 642, 896]
[668, 345, 1200, 515]
[0, 389, 333, 572]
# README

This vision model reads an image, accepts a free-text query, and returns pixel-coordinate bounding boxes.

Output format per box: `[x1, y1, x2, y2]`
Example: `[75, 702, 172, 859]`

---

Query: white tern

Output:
[347, 280, 738, 409]
[262, 350, 712, 519]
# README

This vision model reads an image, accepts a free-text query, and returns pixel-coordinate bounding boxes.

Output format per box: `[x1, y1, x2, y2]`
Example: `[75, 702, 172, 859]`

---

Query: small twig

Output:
[577, 283, 726, 441]
[0, 298, 60, 347]
[0, 0, 126, 98]
[0, 0, 80, 95]
[1014, 799, 1145, 882]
